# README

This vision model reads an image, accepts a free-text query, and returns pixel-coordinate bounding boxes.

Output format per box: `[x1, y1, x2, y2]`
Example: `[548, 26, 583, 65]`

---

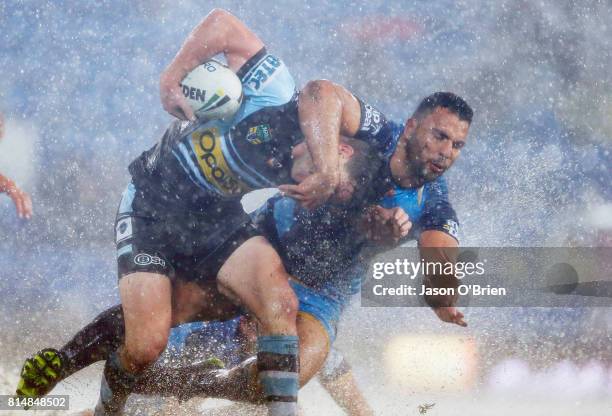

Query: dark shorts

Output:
[115, 182, 259, 282]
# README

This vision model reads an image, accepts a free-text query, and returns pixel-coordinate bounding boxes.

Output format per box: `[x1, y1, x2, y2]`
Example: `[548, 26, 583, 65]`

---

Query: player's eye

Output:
[453, 141, 465, 150]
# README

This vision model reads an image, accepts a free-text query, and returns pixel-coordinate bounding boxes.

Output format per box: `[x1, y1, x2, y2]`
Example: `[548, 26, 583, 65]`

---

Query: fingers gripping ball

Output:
[180, 60, 243, 121]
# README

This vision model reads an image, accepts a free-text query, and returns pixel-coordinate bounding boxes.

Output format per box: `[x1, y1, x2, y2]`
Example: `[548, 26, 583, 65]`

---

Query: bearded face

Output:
[402, 107, 470, 186]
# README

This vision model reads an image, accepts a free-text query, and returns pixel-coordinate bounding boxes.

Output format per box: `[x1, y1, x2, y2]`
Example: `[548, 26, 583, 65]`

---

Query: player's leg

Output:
[99, 223, 254, 413]
[15, 278, 236, 399]
[294, 312, 330, 386]
[127, 236, 299, 409]
[94, 271, 172, 416]
[171, 279, 241, 326]
[16, 184, 153, 401]
[215, 282, 338, 402]
[218, 236, 299, 335]
[129, 300, 331, 403]
[15, 305, 125, 398]
[131, 267, 336, 410]
[216, 236, 300, 415]
[317, 348, 374, 416]
[95, 182, 177, 416]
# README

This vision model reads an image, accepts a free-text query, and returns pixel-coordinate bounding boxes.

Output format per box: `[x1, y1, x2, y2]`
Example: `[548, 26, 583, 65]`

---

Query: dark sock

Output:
[94, 351, 136, 416]
[59, 305, 124, 377]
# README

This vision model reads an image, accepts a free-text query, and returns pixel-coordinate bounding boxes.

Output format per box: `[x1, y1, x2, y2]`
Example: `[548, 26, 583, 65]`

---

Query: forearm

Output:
[419, 231, 460, 308]
[298, 80, 342, 181]
[162, 8, 263, 84]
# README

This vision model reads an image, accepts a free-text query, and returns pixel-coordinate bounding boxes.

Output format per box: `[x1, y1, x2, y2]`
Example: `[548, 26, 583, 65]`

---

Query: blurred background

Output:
[0, 1, 611, 414]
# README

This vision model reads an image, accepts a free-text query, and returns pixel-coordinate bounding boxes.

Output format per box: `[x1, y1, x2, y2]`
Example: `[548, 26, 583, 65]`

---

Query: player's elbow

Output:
[302, 79, 339, 103]
[207, 8, 232, 23]
[203, 8, 235, 34]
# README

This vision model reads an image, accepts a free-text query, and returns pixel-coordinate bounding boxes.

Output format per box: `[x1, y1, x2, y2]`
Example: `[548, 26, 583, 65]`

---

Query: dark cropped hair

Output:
[413, 92, 473, 124]
[341, 137, 385, 210]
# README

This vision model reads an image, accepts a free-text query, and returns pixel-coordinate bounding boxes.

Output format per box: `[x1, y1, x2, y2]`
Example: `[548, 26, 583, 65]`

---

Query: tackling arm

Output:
[280, 80, 363, 209]
[160, 8, 265, 120]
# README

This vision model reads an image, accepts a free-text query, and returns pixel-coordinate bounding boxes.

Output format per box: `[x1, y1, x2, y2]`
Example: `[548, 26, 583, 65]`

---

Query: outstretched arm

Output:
[280, 80, 362, 209]
[419, 230, 466, 327]
[160, 8, 265, 121]
[0, 173, 32, 219]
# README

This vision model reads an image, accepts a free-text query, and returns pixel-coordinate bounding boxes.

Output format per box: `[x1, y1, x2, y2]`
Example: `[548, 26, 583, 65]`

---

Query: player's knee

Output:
[124, 332, 169, 370]
[207, 8, 232, 24]
[216, 265, 238, 294]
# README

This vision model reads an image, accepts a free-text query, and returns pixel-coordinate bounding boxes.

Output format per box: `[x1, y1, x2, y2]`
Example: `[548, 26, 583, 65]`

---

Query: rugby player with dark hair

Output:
[16, 9, 385, 416]
[286, 86, 472, 323]
[17, 8, 473, 415]
[16, 9, 402, 415]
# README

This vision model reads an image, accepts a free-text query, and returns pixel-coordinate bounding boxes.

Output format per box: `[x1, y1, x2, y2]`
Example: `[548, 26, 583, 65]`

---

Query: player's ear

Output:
[338, 142, 355, 159]
[404, 117, 418, 136]
[335, 180, 355, 202]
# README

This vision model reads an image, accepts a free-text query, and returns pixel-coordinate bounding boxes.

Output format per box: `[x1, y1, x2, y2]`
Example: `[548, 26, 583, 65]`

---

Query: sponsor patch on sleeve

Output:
[442, 219, 460, 240]
[115, 217, 133, 244]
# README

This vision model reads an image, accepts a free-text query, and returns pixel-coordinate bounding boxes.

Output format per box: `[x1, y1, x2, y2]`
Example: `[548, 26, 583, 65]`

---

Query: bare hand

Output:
[160, 71, 196, 122]
[367, 205, 412, 244]
[433, 307, 467, 327]
[278, 172, 338, 210]
[6, 184, 33, 219]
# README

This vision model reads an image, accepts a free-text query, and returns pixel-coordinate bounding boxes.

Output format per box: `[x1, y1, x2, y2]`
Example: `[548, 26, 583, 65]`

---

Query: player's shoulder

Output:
[237, 48, 296, 105]
[353, 97, 403, 158]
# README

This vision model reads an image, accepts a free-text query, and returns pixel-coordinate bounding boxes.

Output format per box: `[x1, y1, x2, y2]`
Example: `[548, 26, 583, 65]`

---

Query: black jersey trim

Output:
[357, 96, 367, 136]
[236, 47, 268, 81]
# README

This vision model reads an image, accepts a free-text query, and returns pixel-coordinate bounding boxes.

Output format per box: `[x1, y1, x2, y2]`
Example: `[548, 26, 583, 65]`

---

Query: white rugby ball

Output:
[180, 60, 243, 121]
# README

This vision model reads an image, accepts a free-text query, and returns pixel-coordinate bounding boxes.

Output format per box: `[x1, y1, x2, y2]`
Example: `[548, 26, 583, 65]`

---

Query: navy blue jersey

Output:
[354, 97, 403, 160]
[254, 197, 368, 295]
[353, 97, 460, 241]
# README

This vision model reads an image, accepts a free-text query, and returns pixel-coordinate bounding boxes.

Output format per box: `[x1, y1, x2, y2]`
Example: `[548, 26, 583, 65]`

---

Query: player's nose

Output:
[438, 140, 453, 159]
